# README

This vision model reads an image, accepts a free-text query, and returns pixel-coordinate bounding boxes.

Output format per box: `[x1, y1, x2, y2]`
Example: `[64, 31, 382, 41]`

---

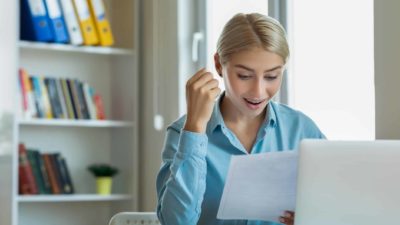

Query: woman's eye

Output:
[265, 76, 278, 81]
[238, 74, 251, 80]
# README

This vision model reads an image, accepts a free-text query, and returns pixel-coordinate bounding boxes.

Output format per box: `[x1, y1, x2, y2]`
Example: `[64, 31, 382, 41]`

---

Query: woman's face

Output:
[218, 47, 284, 118]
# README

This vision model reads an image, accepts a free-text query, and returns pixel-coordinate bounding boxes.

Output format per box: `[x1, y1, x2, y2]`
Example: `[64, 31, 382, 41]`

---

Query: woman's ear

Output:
[214, 53, 222, 77]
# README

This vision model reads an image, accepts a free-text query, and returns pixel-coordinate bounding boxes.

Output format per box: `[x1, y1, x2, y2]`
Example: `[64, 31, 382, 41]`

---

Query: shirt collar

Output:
[207, 92, 277, 134]
[265, 101, 277, 128]
[207, 93, 226, 133]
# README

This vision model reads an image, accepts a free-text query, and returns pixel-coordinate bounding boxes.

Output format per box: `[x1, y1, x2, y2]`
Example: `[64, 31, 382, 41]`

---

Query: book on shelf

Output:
[55, 78, 68, 118]
[39, 76, 54, 119]
[18, 69, 29, 116]
[42, 153, 62, 194]
[53, 154, 65, 193]
[93, 93, 105, 120]
[60, 78, 76, 119]
[18, 68, 106, 121]
[18, 68, 37, 118]
[46, 153, 74, 194]
[75, 79, 91, 119]
[19, 144, 75, 195]
[54, 153, 74, 194]
[34, 150, 53, 194]
[83, 82, 97, 119]
[26, 149, 52, 194]
[66, 78, 82, 119]
[29, 76, 46, 118]
[18, 143, 38, 195]
[44, 77, 65, 119]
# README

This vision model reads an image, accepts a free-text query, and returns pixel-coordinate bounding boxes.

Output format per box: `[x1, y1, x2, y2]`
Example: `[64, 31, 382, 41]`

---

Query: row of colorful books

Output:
[18, 68, 106, 120]
[20, 0, 114, 46]
[19, 143, 74, 195]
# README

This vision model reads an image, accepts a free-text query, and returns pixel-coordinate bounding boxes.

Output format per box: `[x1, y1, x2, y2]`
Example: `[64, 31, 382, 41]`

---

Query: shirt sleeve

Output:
[156, 125, 208, 225]
[301, 113, 327, 140]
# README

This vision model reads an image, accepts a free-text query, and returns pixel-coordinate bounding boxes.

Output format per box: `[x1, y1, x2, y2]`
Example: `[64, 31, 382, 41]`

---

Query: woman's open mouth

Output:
[244, 98, 265, 109]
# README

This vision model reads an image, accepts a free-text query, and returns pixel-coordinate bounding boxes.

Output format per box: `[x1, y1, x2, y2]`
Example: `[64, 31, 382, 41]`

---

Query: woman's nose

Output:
[251, 79, 264, 97]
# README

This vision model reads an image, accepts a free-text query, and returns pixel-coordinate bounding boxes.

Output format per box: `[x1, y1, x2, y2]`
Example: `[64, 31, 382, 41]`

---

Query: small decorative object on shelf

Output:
[88, 163, 118, 195]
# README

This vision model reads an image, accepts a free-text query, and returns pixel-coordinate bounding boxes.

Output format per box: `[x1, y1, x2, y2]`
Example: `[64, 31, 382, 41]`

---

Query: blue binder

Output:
[20, 0, 54, 42]
[43, 0, 69, 43]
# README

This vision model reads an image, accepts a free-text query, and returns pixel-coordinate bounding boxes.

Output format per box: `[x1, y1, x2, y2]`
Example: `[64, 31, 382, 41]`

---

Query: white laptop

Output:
[295, 139, 400, 225]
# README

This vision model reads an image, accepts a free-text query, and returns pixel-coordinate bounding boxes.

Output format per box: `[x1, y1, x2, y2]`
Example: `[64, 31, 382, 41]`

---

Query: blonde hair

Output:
[216, 13, 289, 64]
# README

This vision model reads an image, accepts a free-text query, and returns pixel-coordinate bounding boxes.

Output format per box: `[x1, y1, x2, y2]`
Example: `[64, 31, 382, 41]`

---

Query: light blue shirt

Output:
[156, 95, 325, 225]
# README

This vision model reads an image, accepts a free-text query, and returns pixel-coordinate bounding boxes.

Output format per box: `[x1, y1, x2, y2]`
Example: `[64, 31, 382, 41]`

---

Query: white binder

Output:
[58, 0, 83, 45]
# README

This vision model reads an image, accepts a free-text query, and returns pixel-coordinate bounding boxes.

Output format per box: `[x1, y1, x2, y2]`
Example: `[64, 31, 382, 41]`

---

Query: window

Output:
[288, 0, 375, 140]
[201, 1, 374, 140]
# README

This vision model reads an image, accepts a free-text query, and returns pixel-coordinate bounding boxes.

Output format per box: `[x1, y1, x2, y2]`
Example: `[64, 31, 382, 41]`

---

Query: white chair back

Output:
[109, 212, 159, 225]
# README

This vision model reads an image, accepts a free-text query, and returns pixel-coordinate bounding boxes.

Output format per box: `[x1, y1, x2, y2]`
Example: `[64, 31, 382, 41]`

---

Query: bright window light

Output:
[288, 0, 375, 140]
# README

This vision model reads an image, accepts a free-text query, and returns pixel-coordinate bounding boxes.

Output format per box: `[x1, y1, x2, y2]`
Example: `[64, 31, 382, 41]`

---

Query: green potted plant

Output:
[87, 163, 119, 195]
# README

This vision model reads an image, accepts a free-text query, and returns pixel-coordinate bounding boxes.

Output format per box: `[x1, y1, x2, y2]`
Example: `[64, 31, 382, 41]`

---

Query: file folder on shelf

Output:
[59, 0, 83, 45]
[43, 0, 69, 43]
[87, 0, 114, 46]
[72, 0, 99, 45]
[20, 0, 54, 42]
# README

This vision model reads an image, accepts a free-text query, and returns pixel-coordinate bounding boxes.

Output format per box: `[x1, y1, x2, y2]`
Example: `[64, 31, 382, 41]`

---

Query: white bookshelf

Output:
[19, 41, 134, 56]
[17, 119, 134, 128]
[13, 1, 140, 225]
[17, 194, 132, 202]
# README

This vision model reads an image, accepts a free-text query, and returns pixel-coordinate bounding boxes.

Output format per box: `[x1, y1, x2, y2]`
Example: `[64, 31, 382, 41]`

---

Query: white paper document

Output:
[217, 151, 298, 223]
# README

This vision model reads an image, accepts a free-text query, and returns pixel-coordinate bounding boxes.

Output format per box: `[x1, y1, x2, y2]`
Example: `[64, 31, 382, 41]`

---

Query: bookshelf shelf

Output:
[19, 41, 134, 56]
[17, 119, 134, 128]
[17, 194, 132, 202]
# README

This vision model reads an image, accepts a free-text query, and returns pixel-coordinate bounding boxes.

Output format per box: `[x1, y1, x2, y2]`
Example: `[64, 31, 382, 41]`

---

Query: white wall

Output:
[374, 0, 400, 139]
[0, 1, 17, 224]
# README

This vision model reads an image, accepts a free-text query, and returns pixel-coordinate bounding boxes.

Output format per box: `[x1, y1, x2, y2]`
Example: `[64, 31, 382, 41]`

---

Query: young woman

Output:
[156, 13, 325, 225]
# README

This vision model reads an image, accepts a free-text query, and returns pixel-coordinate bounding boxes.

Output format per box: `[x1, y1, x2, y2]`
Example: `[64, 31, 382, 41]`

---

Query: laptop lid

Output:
[295, 139, 400, 225]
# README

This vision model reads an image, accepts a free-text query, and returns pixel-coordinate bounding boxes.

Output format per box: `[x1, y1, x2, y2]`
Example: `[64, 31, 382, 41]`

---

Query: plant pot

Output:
[96, 176, 112, 195]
